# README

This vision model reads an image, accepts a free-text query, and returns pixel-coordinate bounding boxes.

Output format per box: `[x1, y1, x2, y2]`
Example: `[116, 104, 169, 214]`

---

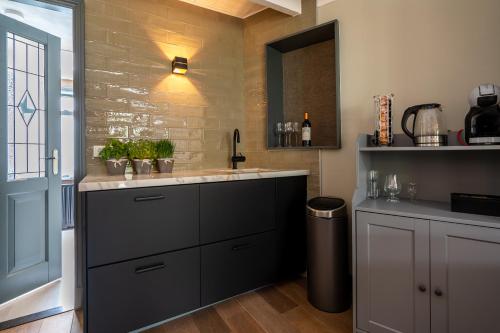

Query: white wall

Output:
[318, 0, 500, 211]
[252, 0, 302, 15]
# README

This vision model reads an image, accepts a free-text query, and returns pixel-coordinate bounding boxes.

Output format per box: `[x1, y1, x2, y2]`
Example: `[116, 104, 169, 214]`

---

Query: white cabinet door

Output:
[431, 221, 500, 333]
[356, 211, 430, 333]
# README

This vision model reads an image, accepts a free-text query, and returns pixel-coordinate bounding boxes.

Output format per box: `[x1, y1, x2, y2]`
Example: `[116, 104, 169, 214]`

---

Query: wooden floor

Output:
[4, 279, 352, 333]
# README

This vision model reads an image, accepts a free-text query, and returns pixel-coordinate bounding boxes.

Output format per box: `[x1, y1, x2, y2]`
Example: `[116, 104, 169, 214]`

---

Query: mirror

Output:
[266, 20, 340, 149]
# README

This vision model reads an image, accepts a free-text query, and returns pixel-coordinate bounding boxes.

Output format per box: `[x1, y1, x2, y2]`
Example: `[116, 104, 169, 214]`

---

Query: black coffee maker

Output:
[465, 84, 500, 145]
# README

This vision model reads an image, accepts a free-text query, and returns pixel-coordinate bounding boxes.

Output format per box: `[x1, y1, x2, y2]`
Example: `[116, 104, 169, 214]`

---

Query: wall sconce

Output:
[172, 56, 188, 75]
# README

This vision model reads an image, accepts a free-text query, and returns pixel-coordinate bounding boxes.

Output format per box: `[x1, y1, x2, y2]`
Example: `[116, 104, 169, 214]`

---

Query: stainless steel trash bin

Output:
[307, 197, 350, 313]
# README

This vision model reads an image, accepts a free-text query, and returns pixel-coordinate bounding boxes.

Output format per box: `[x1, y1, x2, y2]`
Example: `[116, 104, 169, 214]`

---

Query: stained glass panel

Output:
[7, 32, 46, 181]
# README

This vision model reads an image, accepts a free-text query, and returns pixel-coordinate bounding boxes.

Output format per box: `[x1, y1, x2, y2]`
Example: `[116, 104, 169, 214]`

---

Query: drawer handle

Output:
[135, 263, 166, 274]
[134, 195, 166, 202]
[232, 243, 253, 251]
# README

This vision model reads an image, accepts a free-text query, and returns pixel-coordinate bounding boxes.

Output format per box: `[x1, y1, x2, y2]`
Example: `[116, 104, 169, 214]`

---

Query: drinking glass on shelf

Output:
[408, 182, 417, 201]
[292, 122, 301, 146]
[367, 170, 379, 199]
[384, 173, 401, 202]
[275, 122, 284, 147]
[284, 122, 293, 147]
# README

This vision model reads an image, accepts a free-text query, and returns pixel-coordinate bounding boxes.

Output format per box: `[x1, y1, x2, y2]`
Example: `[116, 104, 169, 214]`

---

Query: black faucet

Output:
[231, 129, 246, 169]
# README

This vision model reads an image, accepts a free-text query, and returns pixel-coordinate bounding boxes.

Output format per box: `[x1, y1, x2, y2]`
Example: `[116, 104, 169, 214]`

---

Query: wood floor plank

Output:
[236, 291, 300, 333]
[10, 279, 352, 333]
[256, 286, 298, 314]
[215, 299, 267, 333]
[1, 320, 42, 333]
[275, 280, 352, 333]
[38, 311, 73, 333]
[192, 307, 231, 333]
[283, 306, 333, 333]
[146, 315, 200, 333]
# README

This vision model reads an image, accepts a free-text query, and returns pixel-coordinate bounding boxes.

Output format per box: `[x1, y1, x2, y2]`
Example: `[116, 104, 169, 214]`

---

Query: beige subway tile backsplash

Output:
[85, 0, 319, 197]
[85, 0, 244, 172]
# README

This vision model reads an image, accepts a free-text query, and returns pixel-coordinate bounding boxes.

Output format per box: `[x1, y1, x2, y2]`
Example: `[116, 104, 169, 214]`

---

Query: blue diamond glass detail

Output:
[17, 90, 37, 125]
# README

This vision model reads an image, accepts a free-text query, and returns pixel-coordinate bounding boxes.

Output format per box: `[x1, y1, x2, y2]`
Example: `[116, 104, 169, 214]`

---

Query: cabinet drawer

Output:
[200, 179, 276, 243]
[87, 248, 200, 333]
[86, 184, 199, 267]
[201, 231, 277, 306]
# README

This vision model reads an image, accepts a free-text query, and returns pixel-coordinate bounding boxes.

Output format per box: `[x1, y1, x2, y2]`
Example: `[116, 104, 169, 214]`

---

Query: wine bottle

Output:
[302, 112, 312, 146]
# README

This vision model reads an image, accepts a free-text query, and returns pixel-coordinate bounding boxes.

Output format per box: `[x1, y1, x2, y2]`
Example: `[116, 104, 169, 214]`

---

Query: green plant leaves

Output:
[99, 139, 128, 161]
[156, 139, 176, 158]
[127, 139, 157, 160]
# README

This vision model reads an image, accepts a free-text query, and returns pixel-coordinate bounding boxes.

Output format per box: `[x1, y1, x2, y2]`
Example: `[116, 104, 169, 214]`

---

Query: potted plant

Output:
[127, 139, 156, 175]
[99, 139, 128, 175]
[156, 139, 176, 173]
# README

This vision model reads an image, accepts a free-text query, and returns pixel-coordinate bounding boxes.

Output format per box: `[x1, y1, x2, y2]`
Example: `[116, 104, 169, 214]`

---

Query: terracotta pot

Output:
[132, 159, 153, 175]
[157, 158, 174, 173]
[105, 159, 128, 175]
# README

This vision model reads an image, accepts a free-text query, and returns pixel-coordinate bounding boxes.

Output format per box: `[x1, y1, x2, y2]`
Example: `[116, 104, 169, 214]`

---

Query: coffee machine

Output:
[465, 84, 500, 145]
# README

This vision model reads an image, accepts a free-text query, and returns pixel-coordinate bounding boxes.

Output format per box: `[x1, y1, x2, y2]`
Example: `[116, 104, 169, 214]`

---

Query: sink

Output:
[216, 168, 275, 174]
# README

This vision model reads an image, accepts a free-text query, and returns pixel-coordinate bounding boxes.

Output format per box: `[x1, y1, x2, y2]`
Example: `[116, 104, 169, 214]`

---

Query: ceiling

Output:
[178, 0, 320, 18]
[316, 0, 336, 6]
[178, 0, 266, 18]
[0, 0, 72, 51]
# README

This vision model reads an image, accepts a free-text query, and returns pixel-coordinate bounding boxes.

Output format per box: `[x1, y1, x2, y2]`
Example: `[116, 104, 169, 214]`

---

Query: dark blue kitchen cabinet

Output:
[201, 231, 277, 306]
[200, 178, 276, 244]
[86, 184, 199, 268]
[82, 176, 307, 333]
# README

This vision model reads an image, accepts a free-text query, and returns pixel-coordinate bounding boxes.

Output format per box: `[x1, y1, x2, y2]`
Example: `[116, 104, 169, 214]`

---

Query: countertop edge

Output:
[355, 199, 500, 229]
[78, 169, 310, 192]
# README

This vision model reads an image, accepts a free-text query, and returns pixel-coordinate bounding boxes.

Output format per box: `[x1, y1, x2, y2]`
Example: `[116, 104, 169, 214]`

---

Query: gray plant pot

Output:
[105, 159, 128, 175]
[157, 158, 174, 173]
[132, 159, 153, 175]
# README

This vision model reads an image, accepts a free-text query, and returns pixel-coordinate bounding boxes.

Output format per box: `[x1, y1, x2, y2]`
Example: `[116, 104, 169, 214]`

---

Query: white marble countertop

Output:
[79, 168, 310, 192]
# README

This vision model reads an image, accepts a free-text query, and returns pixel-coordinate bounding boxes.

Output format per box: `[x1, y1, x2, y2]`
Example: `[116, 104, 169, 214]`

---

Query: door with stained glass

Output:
[0, 14, 61, 303]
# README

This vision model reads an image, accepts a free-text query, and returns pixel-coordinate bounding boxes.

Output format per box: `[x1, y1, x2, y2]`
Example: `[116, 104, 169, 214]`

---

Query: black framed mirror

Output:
[266, 20, 340, 149]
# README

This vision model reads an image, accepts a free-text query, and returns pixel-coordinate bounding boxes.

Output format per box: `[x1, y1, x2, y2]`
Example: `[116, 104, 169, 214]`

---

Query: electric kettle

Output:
[401, 103, 448, 146]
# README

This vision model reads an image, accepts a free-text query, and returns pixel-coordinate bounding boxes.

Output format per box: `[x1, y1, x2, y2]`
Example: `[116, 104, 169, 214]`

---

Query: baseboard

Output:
[0, 306, 65, 330]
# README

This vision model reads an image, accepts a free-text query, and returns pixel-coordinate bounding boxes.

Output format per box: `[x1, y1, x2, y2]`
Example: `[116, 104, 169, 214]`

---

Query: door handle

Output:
[418, 284, 427, 293]
[232, 243, 253, 251]
[135, 262, 166, 274]
[434, 288, 443, 297]
[134, 195, 166, 202]
[44, 149, 58, 176]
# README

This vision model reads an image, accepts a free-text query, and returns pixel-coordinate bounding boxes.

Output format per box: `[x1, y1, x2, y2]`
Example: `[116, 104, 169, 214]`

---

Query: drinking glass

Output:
[292, 122, 301, 146]
[384, 174, 401, 202]
[284, 122, 293, 147]
[367, 170, 379, 199]
[275, 122, 284, 147]
[408, 182, 417, 201]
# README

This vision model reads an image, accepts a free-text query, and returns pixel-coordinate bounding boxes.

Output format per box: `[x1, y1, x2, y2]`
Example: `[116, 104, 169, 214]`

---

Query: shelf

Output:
[358, 133, 500, 152]
[268, 146, 337, 151]
[360, 145, 500, 152]
[356, 199, 500, 229]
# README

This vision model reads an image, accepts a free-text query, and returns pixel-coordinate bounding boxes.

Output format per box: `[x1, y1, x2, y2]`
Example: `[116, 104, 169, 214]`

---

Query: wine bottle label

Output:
[302, 127, 311, 141]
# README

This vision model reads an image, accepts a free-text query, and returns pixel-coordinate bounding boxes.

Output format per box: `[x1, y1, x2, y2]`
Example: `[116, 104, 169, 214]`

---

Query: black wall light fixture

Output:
[172, 56, 188, 75]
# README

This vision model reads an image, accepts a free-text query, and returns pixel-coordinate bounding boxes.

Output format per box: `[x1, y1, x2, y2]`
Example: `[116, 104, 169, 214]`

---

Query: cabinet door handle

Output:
[418, 284, 427, 293]
[232, 243, 253, 251]
[434, 288, 443, 297]
[134, 195, 165, 202]
[135, 263, 166, 274]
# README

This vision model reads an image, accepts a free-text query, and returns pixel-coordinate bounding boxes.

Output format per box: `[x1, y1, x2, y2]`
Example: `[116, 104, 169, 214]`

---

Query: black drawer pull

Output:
[134, 195, 165, 202]
[135, 263, 166, 274]
[232, 243, 253, 251]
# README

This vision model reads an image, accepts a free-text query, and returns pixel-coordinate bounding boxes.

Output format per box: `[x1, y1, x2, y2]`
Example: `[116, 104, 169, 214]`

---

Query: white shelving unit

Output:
[359, 145, 500, 152]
